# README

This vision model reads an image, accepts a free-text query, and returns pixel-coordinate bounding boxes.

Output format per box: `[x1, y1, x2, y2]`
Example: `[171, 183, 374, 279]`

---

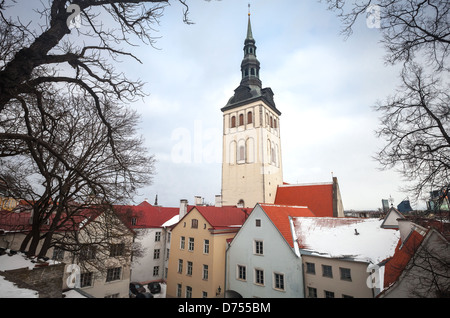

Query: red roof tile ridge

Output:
[278, 182, 333, 187]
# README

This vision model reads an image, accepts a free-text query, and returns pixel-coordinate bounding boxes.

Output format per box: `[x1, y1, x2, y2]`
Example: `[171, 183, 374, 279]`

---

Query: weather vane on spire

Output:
[248, 3, 251, 16]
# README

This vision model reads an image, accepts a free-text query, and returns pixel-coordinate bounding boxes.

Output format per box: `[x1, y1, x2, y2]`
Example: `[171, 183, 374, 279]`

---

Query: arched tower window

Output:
[231, 116, 236, 128]
[239, 114, 244, 126]
[238, 145, 245, 162]
[247, 111, 253, 124]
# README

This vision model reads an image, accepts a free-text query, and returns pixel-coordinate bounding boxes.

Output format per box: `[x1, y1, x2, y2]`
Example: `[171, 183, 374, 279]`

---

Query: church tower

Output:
[221, 9, 283, 208]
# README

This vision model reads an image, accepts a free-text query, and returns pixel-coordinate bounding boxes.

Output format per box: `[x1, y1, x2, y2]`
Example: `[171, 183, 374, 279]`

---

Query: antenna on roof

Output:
[354, 229, 360, 235]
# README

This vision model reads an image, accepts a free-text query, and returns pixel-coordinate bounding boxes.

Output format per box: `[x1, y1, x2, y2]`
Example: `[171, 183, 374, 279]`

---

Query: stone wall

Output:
[2, 262, 65, 298]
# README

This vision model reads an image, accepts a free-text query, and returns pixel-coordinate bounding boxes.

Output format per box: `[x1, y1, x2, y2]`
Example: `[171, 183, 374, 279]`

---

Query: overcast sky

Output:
[6, 0, 420, 210]
[128, 0, 415, 210]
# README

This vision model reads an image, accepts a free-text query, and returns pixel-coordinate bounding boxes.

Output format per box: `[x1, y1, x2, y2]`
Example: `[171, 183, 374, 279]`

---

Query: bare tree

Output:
[0, 0, 195, 165]
[0, 0, 208, 257]
[322, 0, 450, 202]
[374, 63, 450, 200]
[0, 91, 154, 257]
[322, 0, 450, 71]
[398, 229, 450, 297]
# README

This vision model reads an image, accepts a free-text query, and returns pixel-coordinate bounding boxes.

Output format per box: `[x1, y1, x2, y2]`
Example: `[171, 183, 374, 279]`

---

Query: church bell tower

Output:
[221, 8, 283, 208]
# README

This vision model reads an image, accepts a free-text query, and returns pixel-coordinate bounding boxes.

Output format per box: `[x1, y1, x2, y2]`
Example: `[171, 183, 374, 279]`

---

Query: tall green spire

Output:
[246, 4, 254, 41]
[241, 4, 261, 88]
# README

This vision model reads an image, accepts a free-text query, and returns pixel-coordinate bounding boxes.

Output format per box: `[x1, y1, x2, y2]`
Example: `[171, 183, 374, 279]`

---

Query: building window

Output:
[155, 231, 161, 242]
[191, 219, 198, 228]
[237, 265, 246, 281]
[343, 294, 354, 298]
[324, 290, 335, 298]
[153, 266, 159, 276]
[180, 236, 185, 250]
[238, 145, 245, 162]
[186, 286, 192, 298]
[231, 116, 236, 128]
[203, 265, 209, 280]
[79, 244, 96, 261]
[166, 248, 170, 260]
[202, 291, 208, 298]
[247, 111, 253, 124]
[106, 267, 121, 282]
[167, 232, 171, 243]
[153, 248, 160, 259]
[177, 284, 182, 297]
[239, 114, 244, 126]
[306, 262, 315, 274]
[80, 272, 93, 288]
[322, 265, 333, 278]
[254, 240, 264, 255]
[307, 287, 317, 298]
[104, 293, 119, 298]
[203, 239, 209, 254]
[187, 261, 193, 276]
[188, 237, 194, 251]
[255, 219, 261, 227]
[131, 217, 137, 225]
[340, 267, 352, 281]
[255, 269, 264, 285]
[178, 259, 183, 273]
[52, 247, 64, 261]
[110, 243, 124, 257]
[273, 119, 277, 129]
[274, 273, 285, 291]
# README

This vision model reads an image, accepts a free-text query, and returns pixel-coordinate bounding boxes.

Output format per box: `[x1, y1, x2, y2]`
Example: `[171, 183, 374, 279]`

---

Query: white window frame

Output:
[254, 240, 264, 255]
[273, 272, 285, 291]
[236, 264, 247, 281]
[254, 268, 264, 286]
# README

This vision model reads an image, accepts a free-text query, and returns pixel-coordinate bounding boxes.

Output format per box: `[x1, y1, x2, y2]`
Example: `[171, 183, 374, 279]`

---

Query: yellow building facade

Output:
[166, 206, 250, 298]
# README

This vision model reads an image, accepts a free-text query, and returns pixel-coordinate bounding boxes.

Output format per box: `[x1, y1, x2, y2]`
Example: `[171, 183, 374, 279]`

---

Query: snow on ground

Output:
[0, 275, 39, 298]
[0, 251, 41, 298]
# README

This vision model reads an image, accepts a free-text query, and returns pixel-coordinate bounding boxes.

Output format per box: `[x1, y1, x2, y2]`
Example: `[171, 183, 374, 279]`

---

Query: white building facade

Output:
[225, 204, 311, 298]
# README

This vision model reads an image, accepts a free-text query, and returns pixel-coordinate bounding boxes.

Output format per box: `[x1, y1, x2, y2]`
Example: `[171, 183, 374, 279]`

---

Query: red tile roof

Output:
[192, 205, 252, 229]
[383, 229, 426, 288]
[114, 201, 179, 229]
[259, 204, 316, 248]
[0, 207, 103, 233]
[274, 183, 334, 217]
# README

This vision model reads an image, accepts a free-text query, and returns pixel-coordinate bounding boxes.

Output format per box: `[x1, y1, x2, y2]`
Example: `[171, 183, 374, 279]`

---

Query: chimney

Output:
[215, 195, 222, 207]
[180, 199, 188, 219]
[194, 196, 203, 206]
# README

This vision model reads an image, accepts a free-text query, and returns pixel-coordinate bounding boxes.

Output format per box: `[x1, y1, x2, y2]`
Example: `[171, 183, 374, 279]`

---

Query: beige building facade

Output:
[0, 208, 134, 298]
[166, 206, 250, 298]
[303, 255, 375, 298]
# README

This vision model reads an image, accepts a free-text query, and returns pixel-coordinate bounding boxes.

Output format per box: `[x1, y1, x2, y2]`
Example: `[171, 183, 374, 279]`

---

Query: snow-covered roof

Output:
[292, 217, 400, 264]
[162, 215, 180, 227]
